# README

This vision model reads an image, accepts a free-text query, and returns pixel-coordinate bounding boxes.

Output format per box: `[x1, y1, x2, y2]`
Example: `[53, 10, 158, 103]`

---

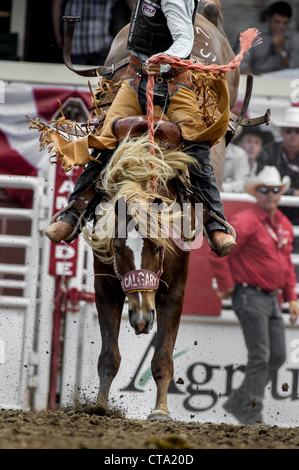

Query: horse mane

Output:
[84, 134, 195, 263]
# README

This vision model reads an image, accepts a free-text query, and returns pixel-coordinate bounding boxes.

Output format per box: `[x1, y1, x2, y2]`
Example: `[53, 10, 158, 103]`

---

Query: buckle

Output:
[155, 75, 164, 83]
[141, 63, 148, 74]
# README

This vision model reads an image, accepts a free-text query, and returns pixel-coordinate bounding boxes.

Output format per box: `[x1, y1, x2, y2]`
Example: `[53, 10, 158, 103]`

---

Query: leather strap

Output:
[62, 16, 130, 78]
[71, 184, 98, 213]
[226, 74, 271, 145]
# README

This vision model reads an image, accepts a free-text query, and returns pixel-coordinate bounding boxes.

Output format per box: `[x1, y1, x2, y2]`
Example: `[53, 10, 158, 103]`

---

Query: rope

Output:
[148, 28, 262, 74]
[145, 27, 262, 191]
[146, 75, 157, 192]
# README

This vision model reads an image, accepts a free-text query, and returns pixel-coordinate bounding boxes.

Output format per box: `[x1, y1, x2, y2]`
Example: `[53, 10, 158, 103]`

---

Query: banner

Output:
[0, 81, 91, 207]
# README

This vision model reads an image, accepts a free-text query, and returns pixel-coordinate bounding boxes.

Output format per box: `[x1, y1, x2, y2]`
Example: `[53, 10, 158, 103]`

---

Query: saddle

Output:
[113, 115, 182, 150]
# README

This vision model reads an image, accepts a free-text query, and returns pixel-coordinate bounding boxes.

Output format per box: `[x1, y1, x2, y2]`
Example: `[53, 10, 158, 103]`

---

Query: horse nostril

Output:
[136, 319, 146, 332]
[149, 309, 156, 322]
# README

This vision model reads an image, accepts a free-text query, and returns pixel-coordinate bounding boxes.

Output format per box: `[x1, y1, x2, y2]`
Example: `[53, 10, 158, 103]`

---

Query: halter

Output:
[113, 246, 168, 294]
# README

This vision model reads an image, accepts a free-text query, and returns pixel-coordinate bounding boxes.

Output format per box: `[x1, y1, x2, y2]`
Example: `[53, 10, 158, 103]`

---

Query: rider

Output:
[45, 0, 236, 257]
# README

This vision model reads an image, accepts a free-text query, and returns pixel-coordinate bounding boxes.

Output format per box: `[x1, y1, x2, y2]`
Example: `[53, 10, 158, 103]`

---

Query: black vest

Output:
[127, 0, 198, 58]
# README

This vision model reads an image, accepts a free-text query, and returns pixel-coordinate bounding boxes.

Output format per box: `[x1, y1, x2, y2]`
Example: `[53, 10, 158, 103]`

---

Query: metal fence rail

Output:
[0, 174, 48, 409]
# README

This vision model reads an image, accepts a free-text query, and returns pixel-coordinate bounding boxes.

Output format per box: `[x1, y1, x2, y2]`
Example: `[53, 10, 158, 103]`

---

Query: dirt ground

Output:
[0, 406, 298, 450]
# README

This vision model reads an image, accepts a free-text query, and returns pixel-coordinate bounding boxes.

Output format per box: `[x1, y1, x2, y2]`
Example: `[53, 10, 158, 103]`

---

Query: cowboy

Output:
[234, 126, 274, 176]
[45, 0, 236, 257]
[209, 166, 299, 425]
[262, 105, 299, 225]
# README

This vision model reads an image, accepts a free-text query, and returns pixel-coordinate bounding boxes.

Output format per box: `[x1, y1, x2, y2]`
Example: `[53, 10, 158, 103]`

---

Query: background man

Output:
[209, 166, 299, 425]
[263, 105, 299, 225]
[240, 1, 299, 75]
[235, 126, 274, 176]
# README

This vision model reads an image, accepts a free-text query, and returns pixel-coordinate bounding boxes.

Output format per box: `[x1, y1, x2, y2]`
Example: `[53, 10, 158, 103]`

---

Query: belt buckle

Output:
[141, 63, 148, 74]
[155, 75, 164, 83]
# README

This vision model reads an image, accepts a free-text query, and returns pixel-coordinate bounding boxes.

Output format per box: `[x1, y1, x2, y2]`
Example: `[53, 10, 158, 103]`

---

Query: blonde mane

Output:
[84, 134, 195, 263]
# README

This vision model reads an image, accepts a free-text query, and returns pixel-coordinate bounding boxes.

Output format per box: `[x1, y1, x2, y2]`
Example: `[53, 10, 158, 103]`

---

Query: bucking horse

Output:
[34, 1, 269, 420]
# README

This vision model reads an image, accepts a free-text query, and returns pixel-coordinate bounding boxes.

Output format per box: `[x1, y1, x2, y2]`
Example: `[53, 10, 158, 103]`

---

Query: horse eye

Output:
[115, 245, 120, 254]
[155, 245, 162, 255]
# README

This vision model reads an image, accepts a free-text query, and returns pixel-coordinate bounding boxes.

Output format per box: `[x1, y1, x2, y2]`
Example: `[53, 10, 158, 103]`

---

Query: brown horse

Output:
[63, 2, 240, 420]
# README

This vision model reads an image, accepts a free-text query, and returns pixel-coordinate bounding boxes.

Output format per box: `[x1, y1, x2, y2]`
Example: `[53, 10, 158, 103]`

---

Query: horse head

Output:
[113, 216, 164, 335]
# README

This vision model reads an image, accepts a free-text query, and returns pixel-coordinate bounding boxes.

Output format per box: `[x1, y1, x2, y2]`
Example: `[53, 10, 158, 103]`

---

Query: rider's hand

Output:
[145, 55, 162, 75]
[146, 63, 161, 75]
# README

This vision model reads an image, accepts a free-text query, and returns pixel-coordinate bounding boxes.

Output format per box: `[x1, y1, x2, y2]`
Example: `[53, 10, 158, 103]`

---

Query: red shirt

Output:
[209, 204, 297, 302]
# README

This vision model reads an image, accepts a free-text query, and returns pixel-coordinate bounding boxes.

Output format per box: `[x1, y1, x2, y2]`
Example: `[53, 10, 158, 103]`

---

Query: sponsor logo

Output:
[120, 333, 299, 412]
[142, 4, 156, 17]
[123, 271, 158, 290]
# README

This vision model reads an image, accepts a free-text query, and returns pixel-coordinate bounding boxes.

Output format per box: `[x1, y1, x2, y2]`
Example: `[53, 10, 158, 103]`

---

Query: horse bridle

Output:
[113, 246, 168, 294]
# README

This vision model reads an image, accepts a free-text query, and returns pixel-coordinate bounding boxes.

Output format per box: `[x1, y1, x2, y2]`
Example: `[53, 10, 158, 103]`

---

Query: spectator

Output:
[262, 105, 299, 225]
[51, 0, 130, 65]
[240, 1, 299, 75]
[209, 166, 299, 425]
[234, 126, 274, 176]
[222, 143, 251, 193]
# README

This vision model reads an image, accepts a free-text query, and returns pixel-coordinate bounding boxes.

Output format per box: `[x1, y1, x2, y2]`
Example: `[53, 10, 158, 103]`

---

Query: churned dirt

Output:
[0, 405, 298, 450]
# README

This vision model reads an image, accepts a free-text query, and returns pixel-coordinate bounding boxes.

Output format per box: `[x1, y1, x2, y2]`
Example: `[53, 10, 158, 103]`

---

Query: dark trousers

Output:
[60, 150, 111, 226]
[183, 140, 227, 233]
[226, 284, 286, 423]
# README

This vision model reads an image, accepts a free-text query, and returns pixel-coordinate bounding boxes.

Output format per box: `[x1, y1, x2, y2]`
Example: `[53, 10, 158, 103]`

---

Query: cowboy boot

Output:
[45, 221, 74, 244]
[45, 149, 113, 244]
[183, 139, 236, 257]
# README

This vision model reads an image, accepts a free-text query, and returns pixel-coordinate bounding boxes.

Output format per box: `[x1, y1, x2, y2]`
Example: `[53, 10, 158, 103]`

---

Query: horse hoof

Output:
[148, 409, 173, 421]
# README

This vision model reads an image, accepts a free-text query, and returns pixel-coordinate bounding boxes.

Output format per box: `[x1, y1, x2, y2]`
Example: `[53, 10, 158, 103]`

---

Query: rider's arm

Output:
[161, 0, 195, 59]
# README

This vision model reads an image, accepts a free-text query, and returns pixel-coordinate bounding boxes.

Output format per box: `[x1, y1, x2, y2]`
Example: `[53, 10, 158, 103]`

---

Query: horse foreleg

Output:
[95, 297, 124, 409]
[148, 292, 183, 421]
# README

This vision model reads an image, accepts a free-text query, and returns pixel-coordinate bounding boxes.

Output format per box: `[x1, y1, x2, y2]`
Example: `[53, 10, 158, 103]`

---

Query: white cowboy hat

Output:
[272, 106, 299, 128]
[244, 166, 291, 196]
